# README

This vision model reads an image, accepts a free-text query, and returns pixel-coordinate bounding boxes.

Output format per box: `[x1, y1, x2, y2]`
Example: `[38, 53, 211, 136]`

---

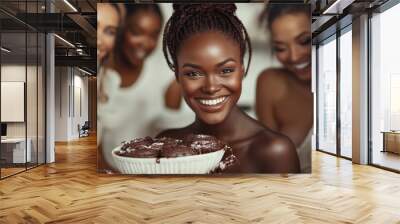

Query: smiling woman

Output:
[158, 3, 300, 173]
[97, 4, 164, 172]
[97, 3, 120, 64]
[256, 4, 312, 173]
[176, 32, 243, 125]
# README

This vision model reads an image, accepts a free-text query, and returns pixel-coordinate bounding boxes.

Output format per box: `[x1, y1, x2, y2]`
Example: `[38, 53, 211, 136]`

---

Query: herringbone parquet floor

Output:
[1, 135, 400, 224]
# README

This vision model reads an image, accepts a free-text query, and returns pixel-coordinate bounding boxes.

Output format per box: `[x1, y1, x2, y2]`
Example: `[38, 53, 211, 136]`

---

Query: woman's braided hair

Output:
[162, 3, 252, 76]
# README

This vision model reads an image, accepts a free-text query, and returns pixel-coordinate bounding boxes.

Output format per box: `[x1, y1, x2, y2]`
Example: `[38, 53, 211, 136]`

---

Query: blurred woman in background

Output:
[256, 4, 312, 172]
[98, 4, 163, 171]
[97, 3, 122, 170]
[97, 3, 121, 64]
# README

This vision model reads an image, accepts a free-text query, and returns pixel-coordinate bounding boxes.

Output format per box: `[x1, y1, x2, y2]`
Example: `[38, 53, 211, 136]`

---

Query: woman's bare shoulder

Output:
[251, 129, 294, 153]
[257, 67, 291, 84]
[249, 129, 300, 173]
[257, 68, 291, 99]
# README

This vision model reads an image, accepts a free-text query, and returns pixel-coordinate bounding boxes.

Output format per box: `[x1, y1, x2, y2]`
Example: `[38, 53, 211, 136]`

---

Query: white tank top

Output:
[98, 66, 195, 170]
[98, 67, 164, 169]
[297, 129, 312, 173]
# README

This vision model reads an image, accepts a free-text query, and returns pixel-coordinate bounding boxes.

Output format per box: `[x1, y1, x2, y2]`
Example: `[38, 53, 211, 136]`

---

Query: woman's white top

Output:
[297, 129, 312, 173]
[98, 65, 195, 170]
[98, 66, 163, 169]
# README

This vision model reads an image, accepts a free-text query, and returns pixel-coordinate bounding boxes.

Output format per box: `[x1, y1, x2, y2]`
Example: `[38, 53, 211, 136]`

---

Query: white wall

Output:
[1, 65, 26, 132]
[1, 65, 26, 139]
[1, 65, 36, 137]
[1, 64, 46, 164]
[72, 73, 89, 138]
[55, 66, 68, 141]
[55, 67, 89, 141]
[74, 73, 89, 123]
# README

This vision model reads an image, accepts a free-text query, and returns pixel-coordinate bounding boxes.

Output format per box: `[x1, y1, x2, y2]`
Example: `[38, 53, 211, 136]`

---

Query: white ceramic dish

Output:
[112, 146, 225, 174]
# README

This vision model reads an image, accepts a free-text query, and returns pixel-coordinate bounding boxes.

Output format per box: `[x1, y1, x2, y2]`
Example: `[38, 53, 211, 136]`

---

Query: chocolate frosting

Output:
[116, 134, 227, 159]
[185, 134, 226, 154]
[161, 144, 197, 158]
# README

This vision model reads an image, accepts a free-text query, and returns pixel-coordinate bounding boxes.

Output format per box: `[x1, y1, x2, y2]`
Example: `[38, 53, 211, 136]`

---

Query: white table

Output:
[1, 138, 31, 163]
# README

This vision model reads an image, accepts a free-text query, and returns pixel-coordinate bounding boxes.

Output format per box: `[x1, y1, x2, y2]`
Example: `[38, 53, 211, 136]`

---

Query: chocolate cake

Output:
[117, 137, 159, 158]
[161, 144, 197, 158]
[115, 134, 227, 159]
[184, 134, 226, 154]
[114, 134, 239, 173]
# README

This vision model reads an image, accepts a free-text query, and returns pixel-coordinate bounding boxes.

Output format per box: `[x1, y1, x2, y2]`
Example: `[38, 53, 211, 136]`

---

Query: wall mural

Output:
[97, 3, 312, 174]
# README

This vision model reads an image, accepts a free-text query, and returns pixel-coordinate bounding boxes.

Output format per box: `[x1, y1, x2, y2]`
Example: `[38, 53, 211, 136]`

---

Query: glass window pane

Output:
[339, 29, 352, 158]
[1, 31, 28, 177]
[27, 31, 38, 169]
[371, 3, 400, 171]
[1, 0, 46, 179]
[317, 36, 337, 154]
[38, 32, 45, 165]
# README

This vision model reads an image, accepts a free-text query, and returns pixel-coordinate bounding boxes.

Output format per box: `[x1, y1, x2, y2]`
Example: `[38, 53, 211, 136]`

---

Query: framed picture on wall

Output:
[1, 81, 25, 122]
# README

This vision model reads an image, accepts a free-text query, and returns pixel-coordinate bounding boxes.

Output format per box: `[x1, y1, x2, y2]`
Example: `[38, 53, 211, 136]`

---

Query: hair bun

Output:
[173, 3, 236, 15]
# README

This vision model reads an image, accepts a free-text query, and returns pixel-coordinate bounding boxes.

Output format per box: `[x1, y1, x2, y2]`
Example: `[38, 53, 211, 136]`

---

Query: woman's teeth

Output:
[198, 97, 227, 106]
[135, 50, 146, 59]
[294, 61, 310, 70]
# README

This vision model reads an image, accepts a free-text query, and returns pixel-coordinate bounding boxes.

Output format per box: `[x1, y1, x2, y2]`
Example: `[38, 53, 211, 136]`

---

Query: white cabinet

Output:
[1, 138, 32, 163]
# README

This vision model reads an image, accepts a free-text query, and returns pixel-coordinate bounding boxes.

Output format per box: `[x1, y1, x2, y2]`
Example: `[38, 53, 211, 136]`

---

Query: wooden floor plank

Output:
[0, 135, 399, 223]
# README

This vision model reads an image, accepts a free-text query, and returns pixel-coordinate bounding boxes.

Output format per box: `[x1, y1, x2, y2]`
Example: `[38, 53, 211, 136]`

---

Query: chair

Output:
[79, 121, 90, 138]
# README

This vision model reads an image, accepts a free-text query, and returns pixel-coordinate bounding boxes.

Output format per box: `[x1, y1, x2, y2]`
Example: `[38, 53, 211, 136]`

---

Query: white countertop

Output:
[1, 138, 29, 143]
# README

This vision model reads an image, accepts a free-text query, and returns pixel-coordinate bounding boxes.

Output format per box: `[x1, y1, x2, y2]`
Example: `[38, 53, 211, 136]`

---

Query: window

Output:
[339, 27, 352, 158]
[370, 2, 400, 171]
[0, 1, 47, 179]
[317, 35, 337, 154]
